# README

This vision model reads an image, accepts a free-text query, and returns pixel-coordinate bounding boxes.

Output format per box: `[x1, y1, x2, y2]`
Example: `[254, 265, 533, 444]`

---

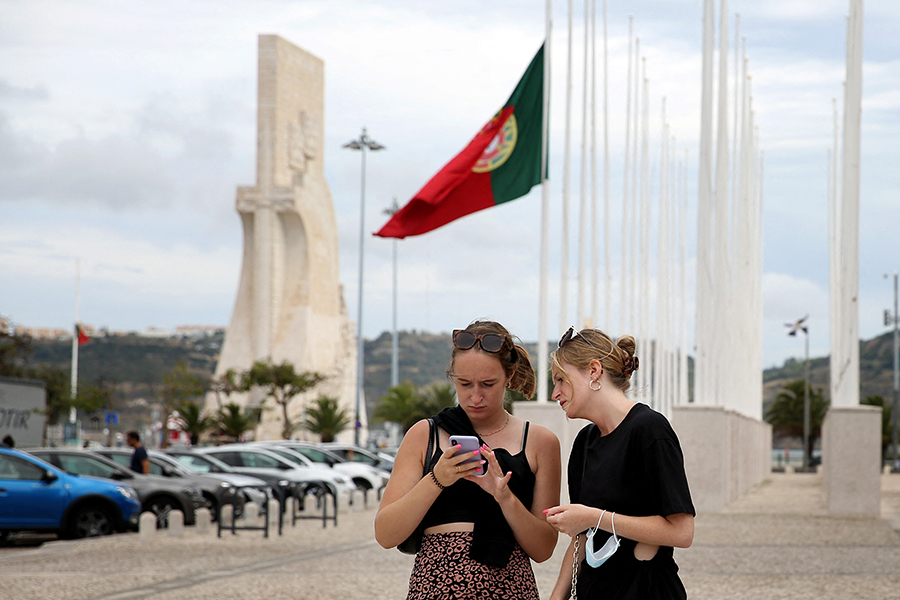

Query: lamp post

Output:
[384, 199, 400, 388]
[786, 316, 810, 471]
[343, 127, 385, 447]
[885, 271, 899, 469]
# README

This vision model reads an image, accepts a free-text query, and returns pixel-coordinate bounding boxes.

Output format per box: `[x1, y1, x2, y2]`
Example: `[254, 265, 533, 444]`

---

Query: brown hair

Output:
[446, 320, 536, 399]
[551, 328, 637, 392]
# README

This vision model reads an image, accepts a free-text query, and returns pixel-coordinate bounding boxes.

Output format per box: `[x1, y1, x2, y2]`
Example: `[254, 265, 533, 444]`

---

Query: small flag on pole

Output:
[375, 44, 546, 239]
[76, 323, 90, 345]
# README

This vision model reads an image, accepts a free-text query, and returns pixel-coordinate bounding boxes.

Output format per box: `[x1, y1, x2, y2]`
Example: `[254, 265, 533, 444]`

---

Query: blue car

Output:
[0, 446, 141, 539]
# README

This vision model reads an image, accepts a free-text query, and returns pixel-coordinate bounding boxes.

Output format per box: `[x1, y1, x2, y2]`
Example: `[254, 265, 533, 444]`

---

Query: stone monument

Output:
[208, 35, 361, 442]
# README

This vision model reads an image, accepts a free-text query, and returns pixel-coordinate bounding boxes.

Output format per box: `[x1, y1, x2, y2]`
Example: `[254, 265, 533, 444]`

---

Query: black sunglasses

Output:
[558, 326, 597, 349]
[453, 329, 509, 353]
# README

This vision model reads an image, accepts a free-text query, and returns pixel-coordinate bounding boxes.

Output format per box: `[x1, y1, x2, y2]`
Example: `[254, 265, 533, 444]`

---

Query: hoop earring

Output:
[589, 379, 602, 392]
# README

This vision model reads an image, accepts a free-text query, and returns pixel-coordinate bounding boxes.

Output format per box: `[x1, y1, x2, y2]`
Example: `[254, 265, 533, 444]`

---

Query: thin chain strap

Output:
[571, 533, 580, 600]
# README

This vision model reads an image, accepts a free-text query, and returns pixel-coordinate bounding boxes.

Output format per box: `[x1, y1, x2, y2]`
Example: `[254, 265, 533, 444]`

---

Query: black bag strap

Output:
[423, 418, 435, 477]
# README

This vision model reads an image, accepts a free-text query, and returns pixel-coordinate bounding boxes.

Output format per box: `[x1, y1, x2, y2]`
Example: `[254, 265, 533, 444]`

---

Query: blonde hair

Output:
[446, 320, 536, 399]
[551, 328, 637, 392]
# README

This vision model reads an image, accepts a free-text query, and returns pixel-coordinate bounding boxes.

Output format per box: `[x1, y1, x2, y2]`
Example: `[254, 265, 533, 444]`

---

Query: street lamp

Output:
[885, 271, 899, 469]
[786, 315, 810, 471]
[384, 199, 400, 388]
[343, 127, 385, 447]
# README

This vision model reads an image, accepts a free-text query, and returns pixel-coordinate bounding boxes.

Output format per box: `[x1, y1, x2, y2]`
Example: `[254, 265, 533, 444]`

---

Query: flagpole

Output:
[560, 0, 573, 334]
[69, 259, 80, 424]
[602, 0, 610, 330]
[578, 0, 589, 327]
[538, 0, 552, 404]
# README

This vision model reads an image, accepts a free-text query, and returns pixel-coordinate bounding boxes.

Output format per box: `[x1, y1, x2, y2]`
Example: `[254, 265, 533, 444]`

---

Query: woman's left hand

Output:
[544, 503, 597, 537]
[467, 444, 512, 500]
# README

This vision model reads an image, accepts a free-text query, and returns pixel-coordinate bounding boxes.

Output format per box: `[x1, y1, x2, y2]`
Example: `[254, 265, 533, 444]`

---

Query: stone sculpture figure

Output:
[209, 35, 361, 442]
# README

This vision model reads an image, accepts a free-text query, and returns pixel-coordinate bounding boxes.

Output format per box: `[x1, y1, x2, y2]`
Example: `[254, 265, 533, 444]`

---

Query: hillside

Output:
[18, 329, 899, 429]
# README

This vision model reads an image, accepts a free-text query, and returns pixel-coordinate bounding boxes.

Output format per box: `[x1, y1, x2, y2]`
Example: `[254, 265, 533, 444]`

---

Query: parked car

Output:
[253, 443, 378, 496]
[264, 441, 389, 492]
[92, 448, 268, 519]
[163, 449, 294, 507]
[25, 448, 207, 528]
[0, 446, 140, 540]
[196, 445, 355, 499]
[322, 443, 394, 473]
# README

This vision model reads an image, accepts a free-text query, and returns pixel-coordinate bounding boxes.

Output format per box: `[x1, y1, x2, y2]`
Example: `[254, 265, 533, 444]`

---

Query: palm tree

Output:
[177, 401, 216, 445]
[764, 379, 829, 464]
[372, 381, 422, 433]
[305, 395, 351, 442]
[217, 403, 257, 443]
[420, 382, 457, 418]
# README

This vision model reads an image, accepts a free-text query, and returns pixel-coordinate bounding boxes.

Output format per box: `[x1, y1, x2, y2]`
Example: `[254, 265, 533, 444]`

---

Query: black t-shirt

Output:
[130, 445, 148, 473]
[568, 403, 695, 600]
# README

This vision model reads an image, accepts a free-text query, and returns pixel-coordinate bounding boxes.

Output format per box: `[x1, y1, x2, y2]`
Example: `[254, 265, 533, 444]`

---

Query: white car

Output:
[196, 445, 355, 499]
[261, 442, 389, 492]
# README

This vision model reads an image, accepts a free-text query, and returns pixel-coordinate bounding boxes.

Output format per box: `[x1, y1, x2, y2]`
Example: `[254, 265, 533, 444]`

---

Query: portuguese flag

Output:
[375, 44, 545, 239]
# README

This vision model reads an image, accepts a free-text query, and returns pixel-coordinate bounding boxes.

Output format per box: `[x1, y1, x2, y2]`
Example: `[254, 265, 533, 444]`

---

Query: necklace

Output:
[477, 411, 510, 437]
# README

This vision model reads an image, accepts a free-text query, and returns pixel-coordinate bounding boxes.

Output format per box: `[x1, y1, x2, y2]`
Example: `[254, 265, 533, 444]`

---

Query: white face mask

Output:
[585, 510, 620, 568]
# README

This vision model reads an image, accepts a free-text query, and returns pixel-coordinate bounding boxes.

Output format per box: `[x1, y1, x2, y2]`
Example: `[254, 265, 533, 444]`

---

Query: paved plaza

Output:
[2, 472, 900, 600]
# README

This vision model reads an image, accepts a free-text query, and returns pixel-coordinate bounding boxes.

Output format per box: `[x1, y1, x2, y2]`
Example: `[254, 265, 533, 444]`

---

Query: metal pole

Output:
[803, 331, 810, 472]
[343, 128, 385, 447]
[388, 200, 400, 388]
[355, 141, 366, 447]
[893, 271, 899, 469]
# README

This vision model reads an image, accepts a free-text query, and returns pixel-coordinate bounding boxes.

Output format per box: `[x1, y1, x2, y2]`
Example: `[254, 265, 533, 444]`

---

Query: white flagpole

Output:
[561, 0, 573, 334]
[629, 38, 641, 335]
[713, 0, 730, 410]
[69, 259, 81, 424]
[829, 97, 840, 406]
[695, 0, 715, 406]
[590, 0, 599, 326]
[620, 17, 633, 334]
[602, 0, 610, 329]
[538, 0, 552, 404]
[834, 0, 863, 408]
[578, 0, 590, 327]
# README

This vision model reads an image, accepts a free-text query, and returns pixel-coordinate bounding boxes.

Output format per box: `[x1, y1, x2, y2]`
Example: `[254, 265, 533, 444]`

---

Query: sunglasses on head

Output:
[453, 329, 509, 353]
[558, 326, 597, 349]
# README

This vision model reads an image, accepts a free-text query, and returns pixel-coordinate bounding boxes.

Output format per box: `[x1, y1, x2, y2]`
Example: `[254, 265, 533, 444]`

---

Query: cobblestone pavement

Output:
[2, 473, 899, 600]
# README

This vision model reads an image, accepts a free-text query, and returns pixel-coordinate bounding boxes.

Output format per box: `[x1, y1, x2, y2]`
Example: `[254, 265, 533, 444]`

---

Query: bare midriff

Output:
[423, 522, 475, 534]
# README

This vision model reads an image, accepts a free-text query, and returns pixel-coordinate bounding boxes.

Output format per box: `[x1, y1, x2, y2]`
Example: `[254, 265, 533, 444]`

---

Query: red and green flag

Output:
[76, 323, 90, 346]
[375, 44, 546, 239]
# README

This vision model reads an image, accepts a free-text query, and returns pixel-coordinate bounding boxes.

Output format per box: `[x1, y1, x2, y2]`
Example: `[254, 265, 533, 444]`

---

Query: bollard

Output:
[785, 465, 795, 474]
[337, 492, 351, 514]
[365, 488, 378, 509]
[303, 494, 317, 514]
[268, 499, 280, 531]
[195, 507, 211, 534]
[884, 465, 893, 475]
[167, 510, 185, 537]
[351, 490, 365, 512]
[139, 512, 157, 541]
[243, 502, 259, 528]
[220, 504, 234, 528]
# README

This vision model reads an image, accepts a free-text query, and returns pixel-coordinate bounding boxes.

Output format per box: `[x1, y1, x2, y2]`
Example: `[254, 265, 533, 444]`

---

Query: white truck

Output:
[0, 376, 47, 448]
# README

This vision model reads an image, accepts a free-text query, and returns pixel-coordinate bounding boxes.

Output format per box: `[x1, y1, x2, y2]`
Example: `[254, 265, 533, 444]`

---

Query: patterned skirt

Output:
[406, 531, 540, 600]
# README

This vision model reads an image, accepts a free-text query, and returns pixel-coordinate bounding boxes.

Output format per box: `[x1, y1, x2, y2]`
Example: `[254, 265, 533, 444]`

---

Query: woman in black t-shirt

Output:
[545, 327, 695, 600]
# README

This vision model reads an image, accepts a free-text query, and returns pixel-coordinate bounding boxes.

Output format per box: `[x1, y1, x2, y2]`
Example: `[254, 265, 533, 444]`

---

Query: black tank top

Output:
[420, 422, 535, 528]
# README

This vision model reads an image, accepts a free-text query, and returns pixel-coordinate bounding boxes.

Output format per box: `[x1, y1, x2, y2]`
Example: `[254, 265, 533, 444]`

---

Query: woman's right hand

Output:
[433, 442, 485, 486]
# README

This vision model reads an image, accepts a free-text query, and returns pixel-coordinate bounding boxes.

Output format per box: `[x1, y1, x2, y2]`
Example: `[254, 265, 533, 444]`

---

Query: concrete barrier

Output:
[243, 502, 259, 527]
[167, 510, 184, 537]
[195, 507, 211, 534]
[365, 488, 378, 509]
[219, 504, 233, 527]
[139, 512, 157, 541]
[351, 490, 365, 512]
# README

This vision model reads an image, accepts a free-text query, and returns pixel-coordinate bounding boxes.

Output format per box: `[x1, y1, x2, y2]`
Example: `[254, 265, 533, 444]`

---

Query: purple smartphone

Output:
[449, 435, 486, 476]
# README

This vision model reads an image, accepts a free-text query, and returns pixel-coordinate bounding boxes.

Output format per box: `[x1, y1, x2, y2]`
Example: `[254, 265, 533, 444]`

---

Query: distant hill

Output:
[20, 329, 899, 428]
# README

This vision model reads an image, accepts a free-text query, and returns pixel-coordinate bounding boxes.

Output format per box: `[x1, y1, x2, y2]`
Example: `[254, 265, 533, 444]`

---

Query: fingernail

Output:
[455, 445, 461, 450]
[543, 509, 549, 514]
[472, 450, 480, 456]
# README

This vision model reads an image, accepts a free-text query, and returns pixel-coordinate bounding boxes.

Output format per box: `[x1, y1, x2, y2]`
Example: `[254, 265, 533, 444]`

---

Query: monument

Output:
[208, 35, 361, 442]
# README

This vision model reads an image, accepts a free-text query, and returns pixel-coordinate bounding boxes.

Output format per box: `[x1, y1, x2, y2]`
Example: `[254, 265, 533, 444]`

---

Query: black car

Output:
[25, 448, 207, 528]
[93, 448, 269, 519]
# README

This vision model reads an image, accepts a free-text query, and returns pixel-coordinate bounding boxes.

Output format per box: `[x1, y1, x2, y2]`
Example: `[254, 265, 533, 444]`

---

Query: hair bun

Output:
[624, 355, 639, 376]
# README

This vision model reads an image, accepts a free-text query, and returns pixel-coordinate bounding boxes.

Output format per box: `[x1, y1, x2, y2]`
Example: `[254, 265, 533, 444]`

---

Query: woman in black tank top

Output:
[375, 320, 562, 600]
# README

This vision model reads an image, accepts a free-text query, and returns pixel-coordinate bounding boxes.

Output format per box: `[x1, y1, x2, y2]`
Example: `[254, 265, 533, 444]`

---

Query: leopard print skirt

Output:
[406, 531, 540, 600]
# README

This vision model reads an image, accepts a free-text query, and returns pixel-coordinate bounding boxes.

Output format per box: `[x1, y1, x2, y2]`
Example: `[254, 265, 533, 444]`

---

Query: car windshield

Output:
[264, 448, 310, 467]
[55, 453, 126, 479]
[170, 453, 231, 474]
[289, 445, 341, 464]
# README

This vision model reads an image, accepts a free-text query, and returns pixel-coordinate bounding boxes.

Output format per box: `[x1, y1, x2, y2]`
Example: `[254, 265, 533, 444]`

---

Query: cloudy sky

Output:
[1, 0, 897, 370]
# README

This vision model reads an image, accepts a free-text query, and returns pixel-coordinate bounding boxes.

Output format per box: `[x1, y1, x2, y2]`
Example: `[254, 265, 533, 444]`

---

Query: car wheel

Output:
[352, 478, 372, 491]
[66, 504, 114, 539]
[146, 495, 178, 529]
